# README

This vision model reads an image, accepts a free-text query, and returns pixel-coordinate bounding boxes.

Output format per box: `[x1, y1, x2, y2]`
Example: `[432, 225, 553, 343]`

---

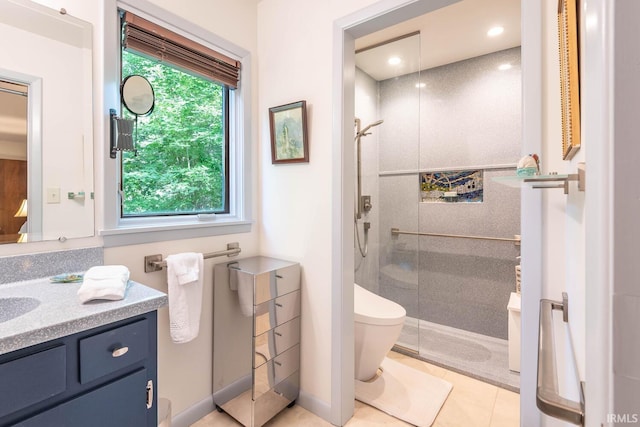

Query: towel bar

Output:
[537, 293, 584, 425]
[144, 242, 241, 273]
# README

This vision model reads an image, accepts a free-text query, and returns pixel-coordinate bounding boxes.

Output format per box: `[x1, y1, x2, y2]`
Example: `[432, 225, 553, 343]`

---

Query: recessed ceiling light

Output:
[498, 63, 512, 71]
[415, 82, 426, 88]
[388, 56, 401, 66]
[487, 26, 504, 37]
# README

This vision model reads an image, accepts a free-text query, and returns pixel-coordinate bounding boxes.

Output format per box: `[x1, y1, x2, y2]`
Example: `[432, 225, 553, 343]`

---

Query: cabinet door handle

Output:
[112, 346, 129, 358]
[274, 361, 282, 367]
[275, 303, 283, 308]
[275, 332, 283, 337]
[275, 274, 283, 279]
[146, 380, 154, 409]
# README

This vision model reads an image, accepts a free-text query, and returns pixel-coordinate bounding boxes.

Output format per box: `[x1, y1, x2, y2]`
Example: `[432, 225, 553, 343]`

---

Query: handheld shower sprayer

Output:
[355, 118, 384, 220]
[354, 118, 384, 258]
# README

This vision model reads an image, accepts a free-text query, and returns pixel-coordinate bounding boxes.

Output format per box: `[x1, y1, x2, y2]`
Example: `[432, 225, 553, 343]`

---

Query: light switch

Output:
[47, 187, 60, 204]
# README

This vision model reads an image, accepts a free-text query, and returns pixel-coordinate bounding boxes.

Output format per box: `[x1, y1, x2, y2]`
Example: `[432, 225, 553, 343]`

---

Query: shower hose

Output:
[354, 214, 368, 258]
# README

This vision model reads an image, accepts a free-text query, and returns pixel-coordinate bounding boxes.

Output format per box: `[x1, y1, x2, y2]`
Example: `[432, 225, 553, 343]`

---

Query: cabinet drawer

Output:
[254, 264, 300, 305]
[254, 291, 300, 336]
[253, 317, 300, 368]
[79, 319, 148, 384]
[253, 344, 300, 399]
[0, 345, 66, 419]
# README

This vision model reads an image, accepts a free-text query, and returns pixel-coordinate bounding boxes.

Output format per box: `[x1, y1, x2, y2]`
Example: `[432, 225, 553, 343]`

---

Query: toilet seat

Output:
[354, 284, 406, 326]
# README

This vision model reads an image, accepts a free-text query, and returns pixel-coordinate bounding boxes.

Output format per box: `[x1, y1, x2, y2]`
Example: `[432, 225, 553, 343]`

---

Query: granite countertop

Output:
[0, 277, 167, 355]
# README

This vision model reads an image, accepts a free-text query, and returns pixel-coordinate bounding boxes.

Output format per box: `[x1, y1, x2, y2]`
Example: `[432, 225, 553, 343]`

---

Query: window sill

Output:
[100, 216, 253, 247]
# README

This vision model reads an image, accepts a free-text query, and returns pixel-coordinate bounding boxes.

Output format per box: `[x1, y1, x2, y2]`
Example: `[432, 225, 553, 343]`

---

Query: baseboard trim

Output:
[171, 395, 215, 427]
[297, 390, 332, 423]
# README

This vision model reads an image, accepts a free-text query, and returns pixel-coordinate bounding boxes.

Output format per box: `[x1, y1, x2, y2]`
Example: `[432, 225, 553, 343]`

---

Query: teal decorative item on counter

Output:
[516, 154, 540, 176]
[49, 274, 84, 283]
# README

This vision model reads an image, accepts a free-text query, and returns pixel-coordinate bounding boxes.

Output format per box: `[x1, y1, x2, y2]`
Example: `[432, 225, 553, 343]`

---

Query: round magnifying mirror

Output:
[121, 75, 155, 116]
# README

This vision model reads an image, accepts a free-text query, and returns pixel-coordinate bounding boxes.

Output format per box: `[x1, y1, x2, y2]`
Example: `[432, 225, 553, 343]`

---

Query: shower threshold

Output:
[395, 317, 520, 392]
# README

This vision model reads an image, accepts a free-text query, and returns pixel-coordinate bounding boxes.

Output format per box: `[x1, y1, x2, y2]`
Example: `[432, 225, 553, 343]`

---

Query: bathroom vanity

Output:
[0, 277, 167, 427]
[213, 256, 300, 427]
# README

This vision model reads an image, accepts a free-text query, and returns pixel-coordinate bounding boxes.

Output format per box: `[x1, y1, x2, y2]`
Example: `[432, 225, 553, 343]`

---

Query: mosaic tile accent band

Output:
[420, 170, 483, 203]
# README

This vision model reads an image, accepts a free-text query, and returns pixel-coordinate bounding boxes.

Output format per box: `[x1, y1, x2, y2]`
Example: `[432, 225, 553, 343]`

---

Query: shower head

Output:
[356, 119, 384, 138]
[363, 119, 384, 132]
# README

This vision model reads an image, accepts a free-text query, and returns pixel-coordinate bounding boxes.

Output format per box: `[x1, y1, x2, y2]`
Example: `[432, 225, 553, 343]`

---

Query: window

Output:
[119, 11, 238, 218]
[102, 7, 252, 246]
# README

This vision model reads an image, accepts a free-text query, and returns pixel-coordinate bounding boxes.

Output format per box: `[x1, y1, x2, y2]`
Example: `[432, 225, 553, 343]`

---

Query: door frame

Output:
[331, 0, 542, 425]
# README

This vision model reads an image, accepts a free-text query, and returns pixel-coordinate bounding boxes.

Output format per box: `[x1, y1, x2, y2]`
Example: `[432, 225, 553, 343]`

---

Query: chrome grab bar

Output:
[144, 242, 241, 273]
[390, 227, 521, 245]
[537, 293, 584, 425]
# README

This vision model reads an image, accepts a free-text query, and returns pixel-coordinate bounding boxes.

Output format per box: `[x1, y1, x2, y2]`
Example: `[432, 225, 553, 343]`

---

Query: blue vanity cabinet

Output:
[0, 311, 158, 427]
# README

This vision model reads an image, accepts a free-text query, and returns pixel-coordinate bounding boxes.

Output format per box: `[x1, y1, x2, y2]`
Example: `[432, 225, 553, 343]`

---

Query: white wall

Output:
[256, 0, 380, 412]
[257, 9, 334, 405]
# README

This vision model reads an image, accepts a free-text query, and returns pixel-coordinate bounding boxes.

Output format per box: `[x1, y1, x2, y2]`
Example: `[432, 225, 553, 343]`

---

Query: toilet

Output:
[354, 283, 406, 381]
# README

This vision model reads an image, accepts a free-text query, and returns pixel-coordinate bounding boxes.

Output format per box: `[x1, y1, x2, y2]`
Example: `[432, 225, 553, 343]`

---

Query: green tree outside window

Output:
[121, 50, 227, 216]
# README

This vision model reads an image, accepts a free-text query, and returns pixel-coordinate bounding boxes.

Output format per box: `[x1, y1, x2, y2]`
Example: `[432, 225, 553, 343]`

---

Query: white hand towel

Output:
[166, 252, 204, 343]
[230, 268, 254, 317]
[77, 265, 130, 303]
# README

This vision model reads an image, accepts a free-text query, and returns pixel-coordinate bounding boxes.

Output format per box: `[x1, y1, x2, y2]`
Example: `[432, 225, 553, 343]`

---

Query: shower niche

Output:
[213, 256, 301, 427]
[419, 169, 483, 203]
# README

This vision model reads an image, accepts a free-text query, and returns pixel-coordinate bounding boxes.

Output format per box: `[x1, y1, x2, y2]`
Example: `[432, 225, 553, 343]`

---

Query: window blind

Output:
[122, 11, 240, 89]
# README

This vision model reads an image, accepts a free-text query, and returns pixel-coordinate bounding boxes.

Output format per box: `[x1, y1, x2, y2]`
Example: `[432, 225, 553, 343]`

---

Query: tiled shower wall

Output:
[356, 47, 522, 339]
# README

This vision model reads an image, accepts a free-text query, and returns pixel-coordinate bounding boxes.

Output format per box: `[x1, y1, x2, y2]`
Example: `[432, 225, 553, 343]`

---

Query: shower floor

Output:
[395, 317, 520, 392]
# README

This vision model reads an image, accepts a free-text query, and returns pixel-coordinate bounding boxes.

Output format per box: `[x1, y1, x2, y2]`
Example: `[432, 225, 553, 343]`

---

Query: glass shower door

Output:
[354, 32, 422, 354]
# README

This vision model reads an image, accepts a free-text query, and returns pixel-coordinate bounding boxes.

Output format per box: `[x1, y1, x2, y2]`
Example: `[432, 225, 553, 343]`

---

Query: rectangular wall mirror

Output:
[0, 0, 94, 244]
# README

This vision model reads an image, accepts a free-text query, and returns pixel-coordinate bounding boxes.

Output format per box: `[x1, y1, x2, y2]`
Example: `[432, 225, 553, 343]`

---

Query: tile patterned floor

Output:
[192, 351, 519, 427]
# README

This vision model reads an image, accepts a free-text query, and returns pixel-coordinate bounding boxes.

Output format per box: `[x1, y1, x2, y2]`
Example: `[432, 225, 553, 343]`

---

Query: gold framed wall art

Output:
[558, 0, 581, 160]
